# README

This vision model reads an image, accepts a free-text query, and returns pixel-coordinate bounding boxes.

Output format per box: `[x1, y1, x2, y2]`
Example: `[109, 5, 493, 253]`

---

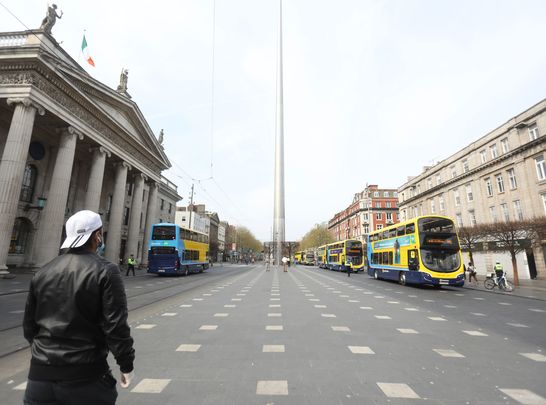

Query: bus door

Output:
[408, 249, 419, 270]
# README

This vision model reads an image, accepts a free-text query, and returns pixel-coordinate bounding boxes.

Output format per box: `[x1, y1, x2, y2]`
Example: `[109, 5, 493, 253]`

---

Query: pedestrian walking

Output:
[467, 261, 478, 283]
[126, 254, 136, 276]
[282, 256, 288, 272]
[23, 210, 135, 405]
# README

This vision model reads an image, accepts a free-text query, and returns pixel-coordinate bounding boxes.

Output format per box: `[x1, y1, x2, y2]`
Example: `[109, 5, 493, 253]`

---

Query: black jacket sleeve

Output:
[23, 280, 39, 343]
[100, 263, 135, 373]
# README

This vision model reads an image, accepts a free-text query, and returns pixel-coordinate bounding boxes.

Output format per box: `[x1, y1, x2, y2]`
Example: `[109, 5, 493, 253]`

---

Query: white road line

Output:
[519, 353, 546, 362]
[348, 300, 360, 303]
[231, 298, 242, 301]
[498, 302, 512, 306]
[397, 328, 418, 334]
[224, 304, 236, 308]
[13, 382, 27, 390]
[269, 304, 281, 308]
[180, 304, 192, 308]
[377, 383, 420, 399]
[214, 313, 229, 317]
[499, 388, 546, 404]
[529, 308, 546, 313]
[507, 323, 529, 328]
[266, 325, 283, 331]
[463, 330, 488, 336]
[161, 312, 177, 317]
[263, 345, 285, 352]
[136, 324, 156, 329]
[270, 298, 280, 301]
[256, 380, 288, 395]
[375, 315, 392, 320]
[321, 314, 336, 318]
[176, 344, 201, 352]
[360, 306, 373, 310]
[331, 326, 350, 332]
[199, 325, 218, 330]
[348, 346, 375, 354]
[314, 305, 327, 308]
[404, 308, 419, 311]
[131, 378, 171, 393]
[433, 349, 465, 358]
[268, 313, 282, 317]
[428, 317, 447, 321]
[193, 298, 203, 301]
[471, 312, 486, 316]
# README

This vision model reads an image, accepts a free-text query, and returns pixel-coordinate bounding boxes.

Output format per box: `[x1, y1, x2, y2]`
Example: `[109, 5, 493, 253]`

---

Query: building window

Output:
[436, 174, 442, 185]
[490, 144, 498, 159]
[417, 184, 421, 194]
[469, 210, 477, 226]
[375, 202, 381, 208]
[500, 203, 509, 222]
[439, 194, 445, 211]
[362, 213, 368, 221]
[529, 124, 539, 140]
[168, 203, 172, 214]
[465, 183, 473, 202]
[376, 213, 382, 220]
[542, 194, 546, 215]
[485, 178, 493, 197]
[513, 200, 523, 221]
[496, 174, 505, 193]
[123, 207, 130, 225]
[376, 224, 383, 230]
[393, 191, 398, 197]
[430, 199, 435, 214]
[455, 213, 463, 227]
[19, 164, 37, 203]
[127, 182, 133, 196]
[535, 155, 546, 181]
[451, 166, 457, 179]
[160, 198, 165, 210]
[386, 201, 391, 208]
[501, 137, 509, 154]
[507, 168, 517, 189]
[383, 191, 389, 197]
[374, 191, 379, 197]
[454, 189, 461, 206]
[462, 159, 469, 173]
[386, 212, 393, 222]
[489, 206, 497, 222]
[427, 178, 432, 189]
[9, 217, 31, 254]
[363, 224, 369, 234]
[480, 150, 487, 164]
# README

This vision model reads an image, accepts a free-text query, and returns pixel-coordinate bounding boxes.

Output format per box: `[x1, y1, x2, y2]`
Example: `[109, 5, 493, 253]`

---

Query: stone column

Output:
[84, 146, 111, 212]
[105, 162, 131, 263]
[33, 127, 83, 267]
[141, 181, 158, 266]
[126, 173, 146, 263]
[0, 98, 45, 271]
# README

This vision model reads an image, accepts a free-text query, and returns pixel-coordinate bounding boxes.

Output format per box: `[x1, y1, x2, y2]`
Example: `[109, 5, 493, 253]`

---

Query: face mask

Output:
[96, 237, 104, 255]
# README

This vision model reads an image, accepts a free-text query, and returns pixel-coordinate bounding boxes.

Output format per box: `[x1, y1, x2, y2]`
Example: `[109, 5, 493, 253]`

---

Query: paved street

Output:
[1, 263, 546, 404]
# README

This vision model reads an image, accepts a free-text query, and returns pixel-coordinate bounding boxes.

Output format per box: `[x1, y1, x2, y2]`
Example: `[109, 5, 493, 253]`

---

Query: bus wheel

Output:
[184, 266, 189, 276]
[399, 272, 406, 286]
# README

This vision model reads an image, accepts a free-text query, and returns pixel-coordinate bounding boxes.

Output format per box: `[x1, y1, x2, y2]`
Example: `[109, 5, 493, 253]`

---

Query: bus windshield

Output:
[421, 249, 460, 273]
[346, 241, 362, 256]
[418, 217, 455, 233]
[152, 225, 176, 240]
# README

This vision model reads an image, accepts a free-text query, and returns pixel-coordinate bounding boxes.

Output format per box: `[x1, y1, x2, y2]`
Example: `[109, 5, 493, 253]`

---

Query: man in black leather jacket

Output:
[23, 210, 135, 405]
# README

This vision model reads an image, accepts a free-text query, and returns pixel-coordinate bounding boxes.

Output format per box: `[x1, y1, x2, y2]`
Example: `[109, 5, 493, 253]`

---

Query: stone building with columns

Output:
[0, 29, 181, 271]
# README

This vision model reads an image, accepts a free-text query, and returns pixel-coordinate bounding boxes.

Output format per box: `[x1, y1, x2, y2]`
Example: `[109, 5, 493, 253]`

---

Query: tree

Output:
[481, 220, 533, 287]
[300, 223, 334, 250]
[457, 224, 486, 265]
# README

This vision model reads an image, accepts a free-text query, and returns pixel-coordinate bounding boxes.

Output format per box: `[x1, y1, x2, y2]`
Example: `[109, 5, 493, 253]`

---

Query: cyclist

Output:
[494, 261, 504, 287]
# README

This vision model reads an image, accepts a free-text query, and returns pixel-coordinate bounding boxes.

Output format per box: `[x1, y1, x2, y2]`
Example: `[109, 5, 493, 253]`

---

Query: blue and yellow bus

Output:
[147, 223, 209, 276]
[303, 250, 315, 265]
[326, 240, 365, 272]
[316, 245, 327, 268]
[294, 251, 304, 264]
[367, 215, 464, 287]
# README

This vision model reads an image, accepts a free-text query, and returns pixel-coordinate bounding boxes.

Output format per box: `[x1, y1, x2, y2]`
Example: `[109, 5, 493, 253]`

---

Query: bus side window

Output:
[406, 223, 415, 234]
[388, 251, 393, 265]
[397, 226, 405, 236]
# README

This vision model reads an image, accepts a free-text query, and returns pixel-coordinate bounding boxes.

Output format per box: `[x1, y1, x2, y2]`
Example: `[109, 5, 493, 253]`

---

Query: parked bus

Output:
[367, 215, 464, 287]
[147, 223, 209, 276]
[293, 251, 304, 264]
[316, 245, 327, 268]
[303, 250, 315, 265]
[325, 240, 365, 272]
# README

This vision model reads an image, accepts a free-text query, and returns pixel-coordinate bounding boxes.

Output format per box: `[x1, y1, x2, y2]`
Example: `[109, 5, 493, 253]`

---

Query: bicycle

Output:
[484, 271, 513, 292]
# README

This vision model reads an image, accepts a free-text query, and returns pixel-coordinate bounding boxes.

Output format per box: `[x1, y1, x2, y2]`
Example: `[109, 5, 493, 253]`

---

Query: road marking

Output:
[463, 330, 488, 336]
[340, 295, 349, 298]
[348, 300, 360, 303]
[433, 349, 465, 358]
[309, 298, 320, 302]
[333, 290, 341, 293]
[444, 305, 457, 308]
[270, 298, 280, 301]
[397, 328, 418, 334]
[428, 317, 447, 321]
[263, 345, 285, 352]
[498, 302, 512, 306]
[314, 305, 327, 308]
[348, 346, 375, 354]
[474, 297, 485, 300]
[176, 344, 201, 352]
[161, 312, 177, 317]
[136, 324, 156, 329]
[224, 304, 236, 308]
[202, 293, 212, 296]
[424, 299, 435, 302]
[271, 293, 280, 296]
[305, 294, 315, 296]
[13, 382, 27, 390]
[471, 312, 486, 316]
[529, 308, 546, 313]
[519, 353, 546, 362]
[507, 323, 529, 328]
[268, 313, 282, 317]
[237, 293, 246, 296]
[387, 301, 399, 304]
[375, 315, 392, 320]
[408, 295, 417, 298]
[321, 314, 336, 318]
[131, 378, 171, 393]
[363, 292, 373, 295]
[266, 325, 283, 331]
[269, 304, 281, 308]
[360, 306, 373, 310]
[232, 298, 242, 301]
[9, 310, 24, 314]
[374, 296, 385, 298]
[199, 325, 218, 330]
[179, 304, 192, 308]
[499, 388, 546, 404]
[332, 326, 350, 332]
[404, 308, 419, 311]
[214, 313, 229, 317]
[377, 383, 420, 399]
[256, 380, 288, 395]
[193, 298, 203, 301]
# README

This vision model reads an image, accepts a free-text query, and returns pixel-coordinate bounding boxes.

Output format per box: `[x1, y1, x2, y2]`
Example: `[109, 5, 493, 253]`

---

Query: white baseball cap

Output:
[61, 210, 103, 249]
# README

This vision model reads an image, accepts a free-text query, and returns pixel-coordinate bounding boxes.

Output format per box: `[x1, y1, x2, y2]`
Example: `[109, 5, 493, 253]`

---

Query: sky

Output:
[2, 0, 546, 242]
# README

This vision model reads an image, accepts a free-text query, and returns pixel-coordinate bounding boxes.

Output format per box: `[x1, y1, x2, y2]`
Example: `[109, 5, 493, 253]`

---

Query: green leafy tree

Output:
[300, 223, 334, 250]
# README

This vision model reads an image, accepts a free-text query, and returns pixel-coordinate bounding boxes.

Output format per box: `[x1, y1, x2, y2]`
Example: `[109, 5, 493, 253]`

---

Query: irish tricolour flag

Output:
[81, 34, 95, 67]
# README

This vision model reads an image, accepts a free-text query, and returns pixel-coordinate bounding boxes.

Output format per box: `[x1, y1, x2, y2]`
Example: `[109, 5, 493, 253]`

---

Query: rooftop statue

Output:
[117, 68, 129, 93]
[158, 129, 164, 146]
[40, 4, 63, 35]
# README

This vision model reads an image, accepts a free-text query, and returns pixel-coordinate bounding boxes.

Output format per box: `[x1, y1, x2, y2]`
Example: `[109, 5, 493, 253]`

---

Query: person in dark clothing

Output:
[23, 210, 135, 405]
[126, 254, 136, 276]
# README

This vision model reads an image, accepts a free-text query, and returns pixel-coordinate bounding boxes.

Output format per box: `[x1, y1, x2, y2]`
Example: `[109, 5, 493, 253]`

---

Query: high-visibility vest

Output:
[128, 258, 136, 265]
[494, 263, 503, 271]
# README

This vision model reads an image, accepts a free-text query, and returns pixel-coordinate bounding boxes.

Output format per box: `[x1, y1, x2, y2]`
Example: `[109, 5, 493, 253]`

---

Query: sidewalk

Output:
[463, 276, 546, 301]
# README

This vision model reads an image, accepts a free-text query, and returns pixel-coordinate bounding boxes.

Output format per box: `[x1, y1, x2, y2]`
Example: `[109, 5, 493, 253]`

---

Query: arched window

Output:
[9, 217, 32, 254]
[19, 164, 37, 203]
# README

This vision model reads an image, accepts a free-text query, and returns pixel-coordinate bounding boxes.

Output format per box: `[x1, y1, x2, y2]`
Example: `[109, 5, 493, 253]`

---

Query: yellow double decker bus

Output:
[366, 215, 464, 287]
[302, 250, 315, 265]
[293, 251, 304, 264]
[316, 245, 327, 268]
[326, 240, 364, 272]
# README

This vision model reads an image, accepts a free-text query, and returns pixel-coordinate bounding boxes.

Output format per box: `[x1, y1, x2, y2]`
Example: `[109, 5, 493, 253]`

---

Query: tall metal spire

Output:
[273, 0, 285, 266]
